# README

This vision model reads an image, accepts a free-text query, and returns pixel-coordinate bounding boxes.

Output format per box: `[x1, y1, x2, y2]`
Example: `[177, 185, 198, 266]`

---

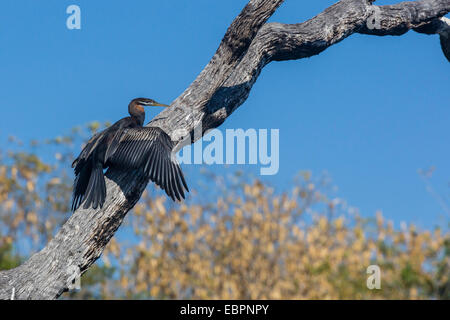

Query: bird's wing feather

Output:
[107, 127, 188, 201]
[104, 128, 123, 161]
[72, 131, 104, 173]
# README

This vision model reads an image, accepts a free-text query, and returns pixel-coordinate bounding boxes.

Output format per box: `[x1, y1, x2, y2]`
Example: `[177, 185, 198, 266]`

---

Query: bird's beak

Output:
[152, 102, 171, 108]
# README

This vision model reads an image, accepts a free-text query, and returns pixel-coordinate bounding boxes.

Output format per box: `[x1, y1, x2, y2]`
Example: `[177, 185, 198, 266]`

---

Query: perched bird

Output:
[71, 98, 188, 211]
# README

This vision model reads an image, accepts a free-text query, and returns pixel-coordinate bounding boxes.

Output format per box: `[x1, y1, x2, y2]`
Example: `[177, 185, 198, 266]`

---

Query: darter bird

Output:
[71, 98, 188, 211]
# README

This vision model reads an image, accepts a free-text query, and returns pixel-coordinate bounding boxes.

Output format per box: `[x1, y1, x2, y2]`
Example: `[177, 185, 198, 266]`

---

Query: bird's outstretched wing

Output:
[106, 126, 188, 201]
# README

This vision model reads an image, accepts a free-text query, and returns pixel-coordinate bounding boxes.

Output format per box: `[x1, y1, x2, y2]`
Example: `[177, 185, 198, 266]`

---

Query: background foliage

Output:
[0, 125, 448, 299]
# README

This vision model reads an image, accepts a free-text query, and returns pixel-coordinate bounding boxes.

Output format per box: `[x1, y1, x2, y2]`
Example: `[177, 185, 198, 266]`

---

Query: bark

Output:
[0, 0, 448, 299]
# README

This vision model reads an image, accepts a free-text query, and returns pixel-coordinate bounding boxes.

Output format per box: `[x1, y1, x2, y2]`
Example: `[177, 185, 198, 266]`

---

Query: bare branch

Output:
[194, 0, 450, 129]
[414, 16, 450, 61]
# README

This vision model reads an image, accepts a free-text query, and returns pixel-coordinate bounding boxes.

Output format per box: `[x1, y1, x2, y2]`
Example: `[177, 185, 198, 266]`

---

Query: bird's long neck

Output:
[128, 102, 145, 126]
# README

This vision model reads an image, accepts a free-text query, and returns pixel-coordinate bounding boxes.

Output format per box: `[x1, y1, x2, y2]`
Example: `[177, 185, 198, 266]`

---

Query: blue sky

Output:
[0, 1, 448, 229]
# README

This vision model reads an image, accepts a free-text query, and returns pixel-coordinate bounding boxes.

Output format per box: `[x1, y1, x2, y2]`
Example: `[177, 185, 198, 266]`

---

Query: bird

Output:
[71, 98, 189, 211]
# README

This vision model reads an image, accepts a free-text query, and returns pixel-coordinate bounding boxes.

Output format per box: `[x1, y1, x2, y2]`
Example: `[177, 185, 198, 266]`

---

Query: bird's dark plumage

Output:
[71, 98, 188, 211]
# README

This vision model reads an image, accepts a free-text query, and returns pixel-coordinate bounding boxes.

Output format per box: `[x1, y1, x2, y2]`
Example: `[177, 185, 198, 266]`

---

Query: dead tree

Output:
[0, 0, 448, 299]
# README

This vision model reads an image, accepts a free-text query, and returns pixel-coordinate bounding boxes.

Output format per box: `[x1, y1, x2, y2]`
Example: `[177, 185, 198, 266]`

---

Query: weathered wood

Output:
[1, 0, 448, 299]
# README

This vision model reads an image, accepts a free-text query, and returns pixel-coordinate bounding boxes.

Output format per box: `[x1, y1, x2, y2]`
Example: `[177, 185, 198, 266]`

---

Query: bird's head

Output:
[128, 98, 170, 125]
[131, 98, 170, 108]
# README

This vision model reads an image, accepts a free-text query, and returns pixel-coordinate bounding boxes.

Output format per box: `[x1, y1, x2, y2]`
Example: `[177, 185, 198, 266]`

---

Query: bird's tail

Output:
[83, 162, 106, 210]
[71, 160, 106, 211]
